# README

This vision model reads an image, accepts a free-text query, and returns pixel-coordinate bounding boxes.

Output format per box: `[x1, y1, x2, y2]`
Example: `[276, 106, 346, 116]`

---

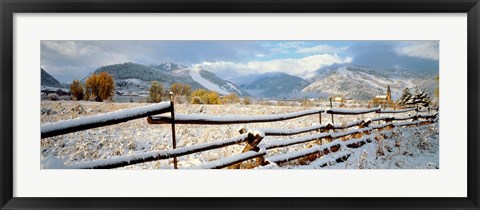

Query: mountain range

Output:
[42, 62, 438, 101]
[41, 68, 63, 88]
[300, 65, 438, 100]
[90, 62, 247, 96]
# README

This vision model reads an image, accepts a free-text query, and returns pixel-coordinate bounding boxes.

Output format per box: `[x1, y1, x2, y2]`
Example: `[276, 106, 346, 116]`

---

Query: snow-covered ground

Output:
[40, 101, 439, 169]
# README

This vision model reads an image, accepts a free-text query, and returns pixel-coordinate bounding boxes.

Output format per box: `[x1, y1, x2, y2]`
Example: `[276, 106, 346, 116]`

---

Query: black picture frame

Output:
[1, 0, 479, 209]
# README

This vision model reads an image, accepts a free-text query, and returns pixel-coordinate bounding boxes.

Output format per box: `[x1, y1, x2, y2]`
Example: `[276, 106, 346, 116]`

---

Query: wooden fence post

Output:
[229, 130, 264, 169]
[319, 112, 322, 125]
[329, 97, 334, 123]
[170, 92, 178, 169]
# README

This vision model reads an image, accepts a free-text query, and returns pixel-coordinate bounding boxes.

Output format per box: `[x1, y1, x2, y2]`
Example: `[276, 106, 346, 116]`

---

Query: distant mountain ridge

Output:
[240, 73, 306, 98]
[229, 65, 437, 100]
[150, 62, 187, 72]
[86, 62, 437, 100]
[92, 62, 248, 96]
[41, 68, 62, 87]
[301, 65, 438, 100]
[197, 70, 249, 96]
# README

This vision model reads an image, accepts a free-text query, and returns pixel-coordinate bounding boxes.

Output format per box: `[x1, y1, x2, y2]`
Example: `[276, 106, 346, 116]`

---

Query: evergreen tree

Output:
[397, 88, 431, 108]
[396, 88, 412, 107]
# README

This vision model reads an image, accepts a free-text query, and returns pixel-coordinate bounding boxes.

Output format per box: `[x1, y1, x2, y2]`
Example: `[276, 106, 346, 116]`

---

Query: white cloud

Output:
[394, 41, 439, 60]
[42, 41, 98, 57]
[297, 45, 348, 54]
[192, 54, 352, 79]
[268, 41, 308, 54]
[276, 41, 308, 49]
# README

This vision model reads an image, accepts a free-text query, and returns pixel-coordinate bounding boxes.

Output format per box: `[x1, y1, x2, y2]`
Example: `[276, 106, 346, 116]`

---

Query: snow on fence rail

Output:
[40, 101, 438, 169]
[63, 117, 436, 169]
[67, 132, 255, 169]
[260, 113, 437, 137]
[147, 109, 324, 125]
[41, 102, 172, 138]
[377, 107, 417, 113]
[326, 107, 380, 115]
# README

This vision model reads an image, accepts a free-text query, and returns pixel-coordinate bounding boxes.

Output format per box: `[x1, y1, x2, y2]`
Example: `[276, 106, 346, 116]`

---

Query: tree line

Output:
[149, 81, 251, 105]
[70, 72, 115, 102]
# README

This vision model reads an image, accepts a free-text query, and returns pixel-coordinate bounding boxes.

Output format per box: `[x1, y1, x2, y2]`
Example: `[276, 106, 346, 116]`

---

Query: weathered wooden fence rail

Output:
[41, 101, 438, 169]
[147, 109, 324, 124]
[41, 102, 172, 138]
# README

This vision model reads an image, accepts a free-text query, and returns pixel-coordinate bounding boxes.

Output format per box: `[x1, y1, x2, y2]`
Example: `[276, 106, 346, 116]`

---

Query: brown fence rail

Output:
[41, 100, 439, 169]
[41, 102, 172, 138]
[147, 109, 324, 125]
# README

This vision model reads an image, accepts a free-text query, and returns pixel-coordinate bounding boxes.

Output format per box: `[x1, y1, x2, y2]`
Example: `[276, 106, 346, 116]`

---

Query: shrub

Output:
[242, 97, 252, 105]
[301, 99, 314, 107]
[70, 80, 84, 101]
[85, 72, 115, 101]
[47, 93, 59, 101]
[190, 89, 221, 104]
[191, 96, 205, 104]
[149, 81, 164, 103]
[170, 83, 192, 97]
[222, 93, 240, 104]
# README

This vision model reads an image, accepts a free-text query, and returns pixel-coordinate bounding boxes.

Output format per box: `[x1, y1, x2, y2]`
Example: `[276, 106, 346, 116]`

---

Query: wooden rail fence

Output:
[41, 98, 439, 169]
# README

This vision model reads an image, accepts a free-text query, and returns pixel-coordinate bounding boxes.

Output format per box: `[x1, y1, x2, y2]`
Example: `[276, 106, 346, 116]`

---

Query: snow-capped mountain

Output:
[189, 69, 249, 96]
[150, 62, 187, 72]
[301, 65, 438, 100]
[92, 62, 248, 96]
[88, 62, 437, 100]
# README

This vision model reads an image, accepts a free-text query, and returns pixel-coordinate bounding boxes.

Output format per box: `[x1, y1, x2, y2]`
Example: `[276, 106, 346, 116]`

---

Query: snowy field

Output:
[40, 101, 439, 169]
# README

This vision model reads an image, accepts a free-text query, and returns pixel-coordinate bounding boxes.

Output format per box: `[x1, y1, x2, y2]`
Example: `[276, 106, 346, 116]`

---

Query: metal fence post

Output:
[170, 92, 178, 169]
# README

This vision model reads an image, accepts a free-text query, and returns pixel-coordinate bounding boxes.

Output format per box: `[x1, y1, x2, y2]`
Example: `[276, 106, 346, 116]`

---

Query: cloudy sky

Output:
[41, 40, 439, 83]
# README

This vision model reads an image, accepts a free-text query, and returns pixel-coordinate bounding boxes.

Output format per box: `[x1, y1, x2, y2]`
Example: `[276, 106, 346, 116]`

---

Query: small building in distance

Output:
[371, 85, 393, 107]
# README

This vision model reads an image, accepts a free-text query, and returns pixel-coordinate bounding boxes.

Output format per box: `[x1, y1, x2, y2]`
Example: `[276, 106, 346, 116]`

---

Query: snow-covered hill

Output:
[86, 62, 437, 101]
[301, 65, 438, 100]
[151, 62, 187, 72]
[190, 69, 249, 96]
[92, 62, 248, 97]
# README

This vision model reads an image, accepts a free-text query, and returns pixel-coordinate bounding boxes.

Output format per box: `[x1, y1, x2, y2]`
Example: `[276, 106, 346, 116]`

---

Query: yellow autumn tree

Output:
[85, 72, 115, 101]
[190, 89, 222, 104]
[222, 93, 240, 104]
[149, 81, 164, 103]
[170, 83, 192, 97]
[70, 79, 84, 101]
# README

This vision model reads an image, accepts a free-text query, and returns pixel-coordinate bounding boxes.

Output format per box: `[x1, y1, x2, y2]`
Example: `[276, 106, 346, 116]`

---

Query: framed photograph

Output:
[1, 0, 479, 209]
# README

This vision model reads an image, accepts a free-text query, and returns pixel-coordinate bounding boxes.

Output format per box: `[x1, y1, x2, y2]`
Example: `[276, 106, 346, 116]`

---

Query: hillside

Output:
[92, 62, 248, 96]
[240, 73, 306, 98]
[41, 68, 62, 87]
[301, 65, 438, 100]
[151, 62, 187, 72]
[196, 69, 249, 96]
[94, 62, 177, 83]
